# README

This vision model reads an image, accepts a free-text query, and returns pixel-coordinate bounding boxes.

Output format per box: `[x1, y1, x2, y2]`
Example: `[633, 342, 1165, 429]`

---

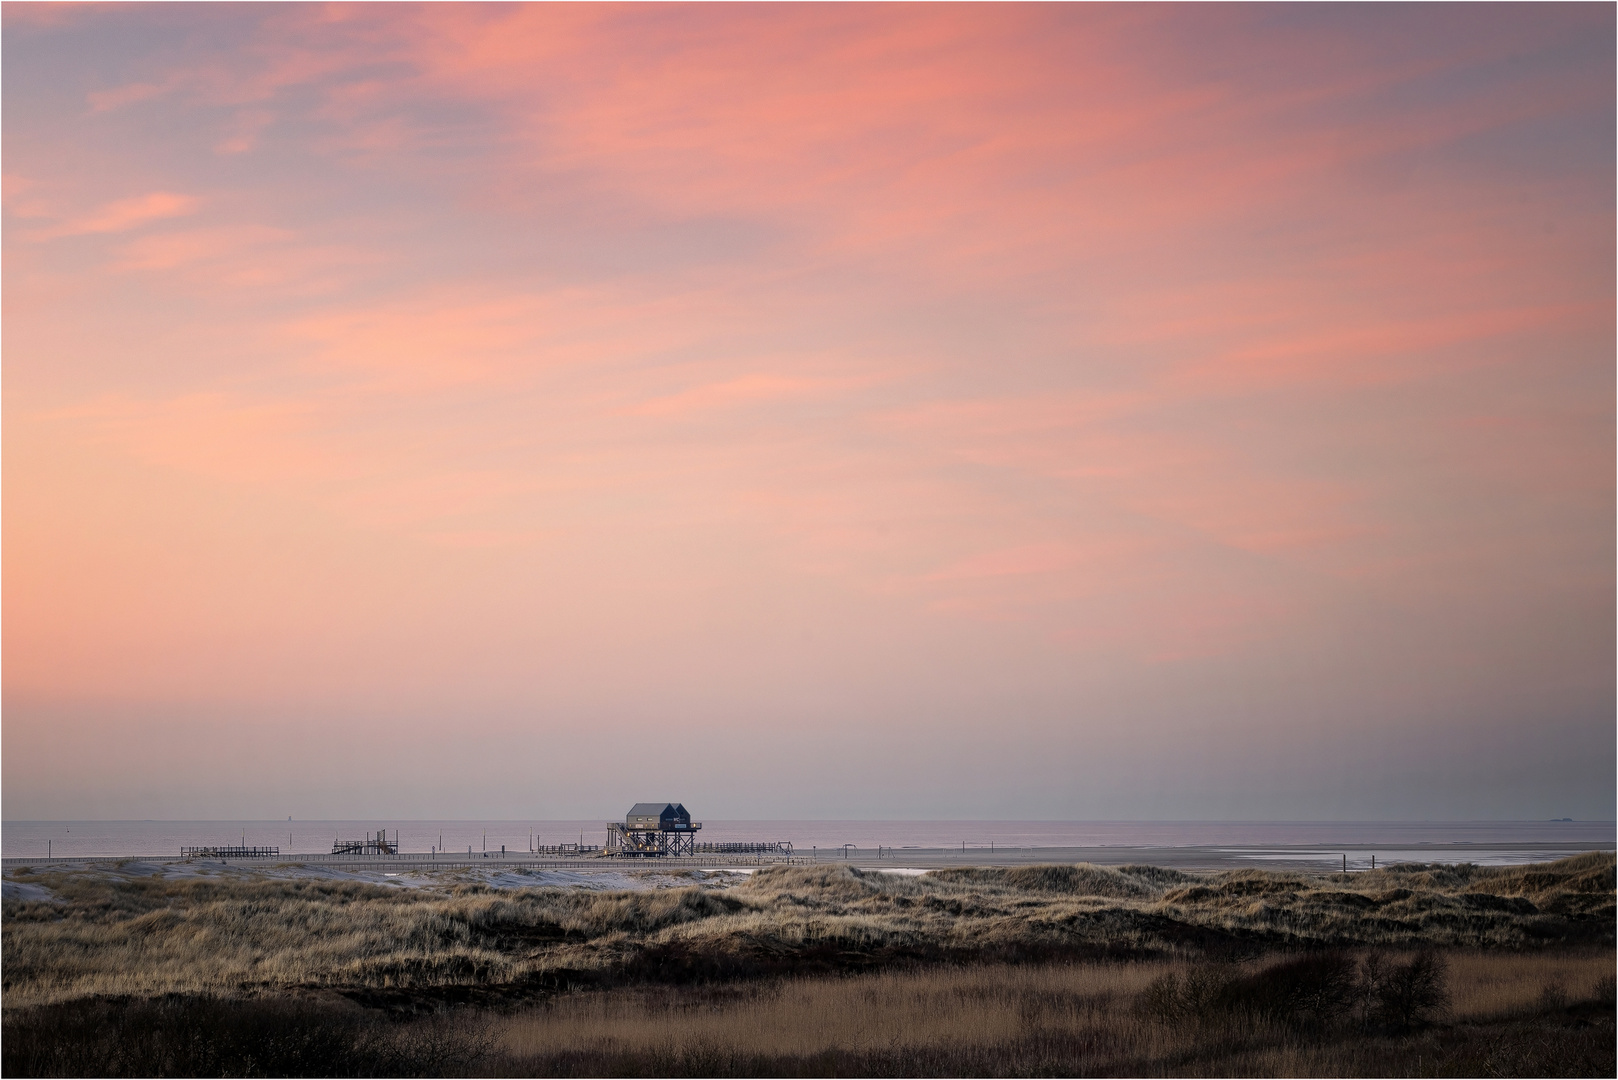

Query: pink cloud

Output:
[927, 542, 1086, 581]
[50, 393, 352, 488]
[628, 373, 873, 418]
[214, 109, 276, 155]
[115, 225, 293, 270]
[87, 78, 181, 113]
[43, 191, 198, 237]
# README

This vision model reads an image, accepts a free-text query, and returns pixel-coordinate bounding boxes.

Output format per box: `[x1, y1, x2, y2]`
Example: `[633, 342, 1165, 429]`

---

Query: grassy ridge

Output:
[3, 853, 1612, 1008]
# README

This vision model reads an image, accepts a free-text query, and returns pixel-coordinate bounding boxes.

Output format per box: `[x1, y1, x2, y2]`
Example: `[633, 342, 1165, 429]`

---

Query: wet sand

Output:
[835, 842, 1613, 871]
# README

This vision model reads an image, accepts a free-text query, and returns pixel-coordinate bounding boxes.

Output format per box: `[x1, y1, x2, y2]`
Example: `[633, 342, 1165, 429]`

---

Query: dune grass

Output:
[3, 852, 1611, 1008]
[2, 854, 1612, 1076]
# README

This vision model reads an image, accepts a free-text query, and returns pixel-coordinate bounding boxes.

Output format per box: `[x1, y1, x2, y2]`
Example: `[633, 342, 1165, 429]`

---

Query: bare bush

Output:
[1363, 949, 1450, 1030]
[1224, 951, 1359, 1026]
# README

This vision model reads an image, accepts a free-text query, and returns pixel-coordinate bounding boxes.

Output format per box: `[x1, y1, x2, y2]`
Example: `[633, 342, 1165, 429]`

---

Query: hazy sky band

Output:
[3, 3, 1612, 820]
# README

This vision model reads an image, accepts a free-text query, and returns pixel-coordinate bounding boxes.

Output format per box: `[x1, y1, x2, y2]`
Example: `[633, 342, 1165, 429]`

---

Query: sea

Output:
[4, 819, 1613, 862]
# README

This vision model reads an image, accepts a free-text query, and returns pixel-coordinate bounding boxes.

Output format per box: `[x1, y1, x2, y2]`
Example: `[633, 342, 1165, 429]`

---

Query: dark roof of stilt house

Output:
[626, 803, 690, 827]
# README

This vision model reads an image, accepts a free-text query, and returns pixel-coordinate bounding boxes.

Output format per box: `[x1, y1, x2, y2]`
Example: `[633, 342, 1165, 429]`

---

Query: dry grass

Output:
[487, 952, 1616, 1077]
[500, 962, 1168, 1059]
[1447, 949, 1615, 1019]
[3, 852, 1611, 1008]
[5, 951, 1611, 1077]
[4, 855, 1609, 1075]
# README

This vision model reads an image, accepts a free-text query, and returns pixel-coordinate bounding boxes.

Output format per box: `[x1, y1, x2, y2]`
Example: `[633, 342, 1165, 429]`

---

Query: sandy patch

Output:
[4, 859, 741, 894]
[2, 879, 60, 903]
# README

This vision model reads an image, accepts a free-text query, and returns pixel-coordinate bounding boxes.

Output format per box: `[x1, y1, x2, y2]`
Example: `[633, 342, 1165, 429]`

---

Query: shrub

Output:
[1141, 950, 1447, 1032]
[1, 995, 486, 1078]
[1361, 949, 1449, 1029]
[1222, 951, 1358, 1026]
[1135, 966, 1234, 1023]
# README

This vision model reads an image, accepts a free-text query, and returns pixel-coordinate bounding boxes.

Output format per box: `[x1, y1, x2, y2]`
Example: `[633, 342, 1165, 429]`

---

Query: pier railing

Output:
[694, 841, 794, 855]
[179, 846, 280, 859]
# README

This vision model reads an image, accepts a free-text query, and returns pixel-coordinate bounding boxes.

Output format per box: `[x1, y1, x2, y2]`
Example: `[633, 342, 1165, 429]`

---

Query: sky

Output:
[3, 3, 1613, 823]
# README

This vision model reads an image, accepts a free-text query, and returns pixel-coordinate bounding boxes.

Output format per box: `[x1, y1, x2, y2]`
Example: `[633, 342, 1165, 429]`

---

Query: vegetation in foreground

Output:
[3, 950, 1613, 1077]
[3, 852, 1611, 1008]
[2, 852, 1613, 1076]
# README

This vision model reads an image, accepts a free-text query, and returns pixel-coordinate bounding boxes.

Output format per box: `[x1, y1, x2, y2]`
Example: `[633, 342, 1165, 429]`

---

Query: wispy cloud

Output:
[33, 191, 198, 238]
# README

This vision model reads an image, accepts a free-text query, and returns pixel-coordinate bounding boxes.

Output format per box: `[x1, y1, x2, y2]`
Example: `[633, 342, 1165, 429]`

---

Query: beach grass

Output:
[3, 852, 1610, 1008]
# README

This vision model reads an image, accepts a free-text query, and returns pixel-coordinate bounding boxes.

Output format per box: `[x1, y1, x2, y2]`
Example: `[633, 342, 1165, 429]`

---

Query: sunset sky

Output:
[4, 3, 1612, 822]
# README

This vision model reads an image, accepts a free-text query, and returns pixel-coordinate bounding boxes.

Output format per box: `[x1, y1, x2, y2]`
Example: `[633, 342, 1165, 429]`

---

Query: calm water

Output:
[4, 819, 1613, 859]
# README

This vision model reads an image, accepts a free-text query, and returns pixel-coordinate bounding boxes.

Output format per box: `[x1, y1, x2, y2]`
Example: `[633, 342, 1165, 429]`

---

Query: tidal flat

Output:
[3, 852, 1613, 1077]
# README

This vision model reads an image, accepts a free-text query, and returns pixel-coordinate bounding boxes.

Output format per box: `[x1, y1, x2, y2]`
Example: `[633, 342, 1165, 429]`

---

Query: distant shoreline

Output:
[4, 840, 1612, 874]
[6, 819, 1614, 862]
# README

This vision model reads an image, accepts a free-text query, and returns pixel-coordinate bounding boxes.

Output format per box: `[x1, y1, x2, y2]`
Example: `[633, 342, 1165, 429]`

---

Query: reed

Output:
[488, 951, 1616, 1077]
[5, 950, 1609, 1077]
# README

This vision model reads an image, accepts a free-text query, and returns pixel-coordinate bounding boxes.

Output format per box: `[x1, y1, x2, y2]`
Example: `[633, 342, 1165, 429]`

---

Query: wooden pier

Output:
[178, 846, 280, 859]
